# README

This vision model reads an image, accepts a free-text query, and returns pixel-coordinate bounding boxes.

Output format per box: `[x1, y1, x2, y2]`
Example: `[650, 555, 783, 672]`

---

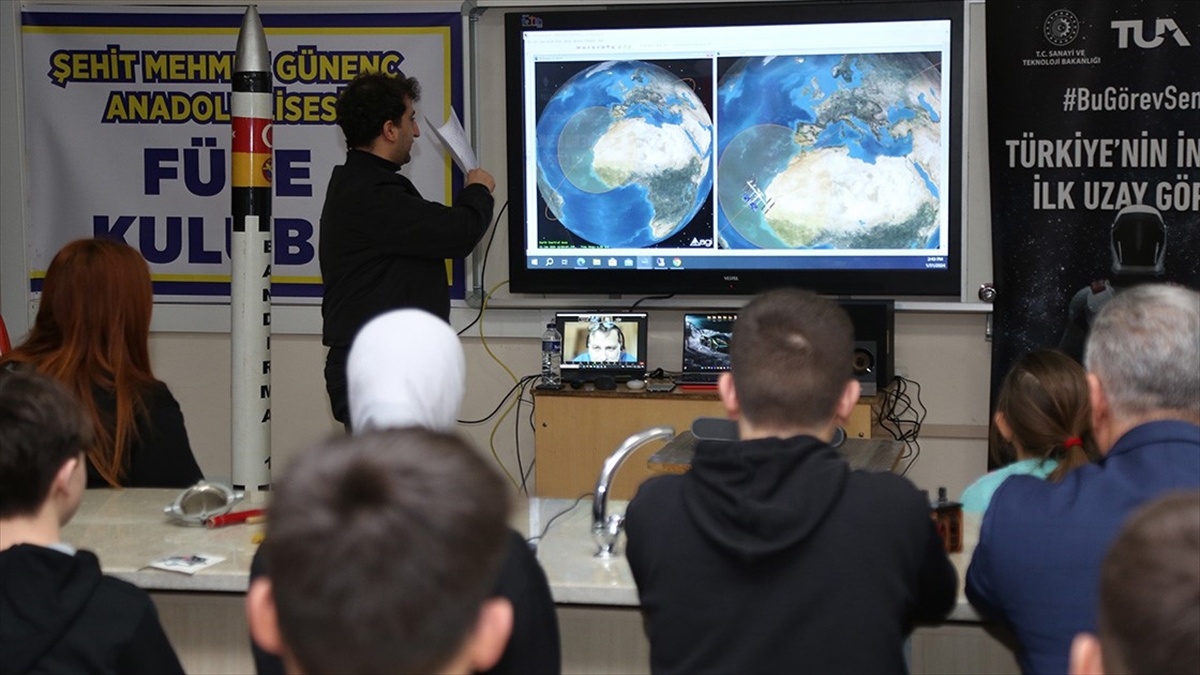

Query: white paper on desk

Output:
[424, 109, 479, 172]
[147, 553, 226, 575]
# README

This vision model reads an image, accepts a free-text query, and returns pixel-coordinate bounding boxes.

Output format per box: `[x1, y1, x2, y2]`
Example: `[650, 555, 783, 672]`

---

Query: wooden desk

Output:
[533, 388, 876, 500]
[533, 388, 725, 500]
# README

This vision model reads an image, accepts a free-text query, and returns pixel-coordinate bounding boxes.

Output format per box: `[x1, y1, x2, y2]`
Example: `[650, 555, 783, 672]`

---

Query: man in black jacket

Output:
[625, 288, 957, 674]
[319, 72, 495, 428]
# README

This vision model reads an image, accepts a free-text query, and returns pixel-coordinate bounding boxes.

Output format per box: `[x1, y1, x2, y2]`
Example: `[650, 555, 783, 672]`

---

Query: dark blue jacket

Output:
[966, 420, 1200, 675]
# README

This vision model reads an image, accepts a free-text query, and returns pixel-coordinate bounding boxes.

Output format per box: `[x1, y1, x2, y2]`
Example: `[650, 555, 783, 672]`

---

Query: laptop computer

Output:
[678, 313, 736, 387]
[555, 311, 648, 385]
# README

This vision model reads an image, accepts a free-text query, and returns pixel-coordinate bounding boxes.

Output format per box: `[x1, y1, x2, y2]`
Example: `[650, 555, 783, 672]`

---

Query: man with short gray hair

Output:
[967, 284, 1200, 675]
[1084, 283, 1200, 444]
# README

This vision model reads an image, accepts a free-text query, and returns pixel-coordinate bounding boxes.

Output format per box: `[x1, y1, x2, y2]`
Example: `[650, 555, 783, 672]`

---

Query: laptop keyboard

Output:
[678, 372, 721, 384]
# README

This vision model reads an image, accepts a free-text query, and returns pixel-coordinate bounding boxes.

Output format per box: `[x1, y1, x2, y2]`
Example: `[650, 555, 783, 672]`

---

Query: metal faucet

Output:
[592, 426, 674, 558]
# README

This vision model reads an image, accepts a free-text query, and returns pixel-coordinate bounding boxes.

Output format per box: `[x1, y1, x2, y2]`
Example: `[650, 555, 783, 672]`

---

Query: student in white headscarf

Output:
[348, 308, 465, 433]
[251, 309, 562, 675]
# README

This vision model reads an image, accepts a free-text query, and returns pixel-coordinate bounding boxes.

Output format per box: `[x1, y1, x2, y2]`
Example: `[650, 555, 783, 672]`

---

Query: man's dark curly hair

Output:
[335, 72, 421, 150]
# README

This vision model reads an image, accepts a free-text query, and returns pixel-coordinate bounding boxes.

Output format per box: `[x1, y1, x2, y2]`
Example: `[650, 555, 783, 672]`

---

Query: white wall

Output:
[0, 0, 993, 498]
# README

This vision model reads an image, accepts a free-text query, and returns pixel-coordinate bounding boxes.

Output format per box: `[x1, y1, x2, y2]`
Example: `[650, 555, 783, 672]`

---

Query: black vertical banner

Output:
[987, 1, 1199, 398]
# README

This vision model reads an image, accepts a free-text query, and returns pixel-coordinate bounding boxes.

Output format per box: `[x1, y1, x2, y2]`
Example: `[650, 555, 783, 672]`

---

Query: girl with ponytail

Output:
[961, 349, 1098, 513]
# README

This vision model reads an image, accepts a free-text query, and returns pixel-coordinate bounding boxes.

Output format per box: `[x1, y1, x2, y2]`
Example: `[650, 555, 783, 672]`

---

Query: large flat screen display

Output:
[505, 1, 964, 297]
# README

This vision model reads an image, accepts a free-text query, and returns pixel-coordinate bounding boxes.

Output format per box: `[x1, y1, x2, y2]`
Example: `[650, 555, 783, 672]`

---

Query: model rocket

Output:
[231, 5, 272, 494]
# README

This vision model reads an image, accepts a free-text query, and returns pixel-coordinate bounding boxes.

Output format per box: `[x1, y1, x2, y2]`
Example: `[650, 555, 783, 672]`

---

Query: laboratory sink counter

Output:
[527, 497, 981, 620]
[60, 488, 264, 593]
[57, 489, 1010, 674]
[61, 489, 981, 615]
[528, 497, 639, 606]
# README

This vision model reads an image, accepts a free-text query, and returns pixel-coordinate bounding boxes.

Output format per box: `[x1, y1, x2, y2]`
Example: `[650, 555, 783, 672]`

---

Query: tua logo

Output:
[1111, 19, 1192, 48]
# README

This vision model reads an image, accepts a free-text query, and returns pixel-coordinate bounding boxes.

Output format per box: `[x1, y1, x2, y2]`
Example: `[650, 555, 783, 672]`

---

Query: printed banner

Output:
[987, 1, 1199, 391]
[20, 3, 464, 304]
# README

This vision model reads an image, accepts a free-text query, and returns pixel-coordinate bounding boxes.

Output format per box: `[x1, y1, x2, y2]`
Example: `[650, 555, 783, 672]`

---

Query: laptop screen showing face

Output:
[682, 313, 736, 377]
[556, 312, 648, 382]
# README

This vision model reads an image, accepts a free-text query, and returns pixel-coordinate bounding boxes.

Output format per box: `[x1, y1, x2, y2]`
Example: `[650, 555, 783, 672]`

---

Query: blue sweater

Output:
[959, 458, 1058, 514]
[966, 420, 1200, 675]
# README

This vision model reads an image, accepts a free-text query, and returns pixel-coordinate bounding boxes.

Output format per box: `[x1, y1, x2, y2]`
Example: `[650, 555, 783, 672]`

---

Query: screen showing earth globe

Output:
[535, 59, 714, 250]
[715, 52, 944, 251]
[506, 1, 964, 296]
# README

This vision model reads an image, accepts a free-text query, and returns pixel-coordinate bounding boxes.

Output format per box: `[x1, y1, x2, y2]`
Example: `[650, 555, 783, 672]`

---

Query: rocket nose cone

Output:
[234, 5, 270, 73]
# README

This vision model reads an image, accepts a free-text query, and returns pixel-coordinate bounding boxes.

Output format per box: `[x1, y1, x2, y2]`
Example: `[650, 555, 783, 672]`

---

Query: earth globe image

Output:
[536, 60, 713, 248]
[716, 53, 944, 249]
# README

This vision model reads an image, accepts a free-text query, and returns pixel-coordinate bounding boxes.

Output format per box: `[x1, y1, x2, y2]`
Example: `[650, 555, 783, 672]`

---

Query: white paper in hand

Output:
[425, 109, 479, 172]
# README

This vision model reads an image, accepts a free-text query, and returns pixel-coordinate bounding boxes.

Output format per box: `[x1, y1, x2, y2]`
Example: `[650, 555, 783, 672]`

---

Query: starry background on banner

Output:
[986, 0, 1200, 410]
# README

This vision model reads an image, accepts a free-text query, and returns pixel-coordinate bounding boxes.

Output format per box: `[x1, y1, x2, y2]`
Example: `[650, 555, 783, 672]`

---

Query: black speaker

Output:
[839, 300, 894, 397]
[853, 340, 879, 395]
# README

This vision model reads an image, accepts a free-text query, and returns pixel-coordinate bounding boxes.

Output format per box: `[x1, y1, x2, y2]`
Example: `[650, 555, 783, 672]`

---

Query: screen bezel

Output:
[555, 311, 649, 382]
[504, 0, 965, 298]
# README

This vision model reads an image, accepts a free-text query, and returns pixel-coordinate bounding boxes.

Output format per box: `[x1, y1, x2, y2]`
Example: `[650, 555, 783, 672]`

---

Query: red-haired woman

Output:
[1, 239, 203, 488]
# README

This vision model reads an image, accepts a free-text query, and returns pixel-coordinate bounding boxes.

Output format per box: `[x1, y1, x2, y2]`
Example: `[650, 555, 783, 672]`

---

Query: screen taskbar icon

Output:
[528, 255, 681, 269]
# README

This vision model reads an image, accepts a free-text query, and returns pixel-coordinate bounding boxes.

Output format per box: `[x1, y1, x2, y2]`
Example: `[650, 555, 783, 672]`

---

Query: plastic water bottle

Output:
[540, 322, 562, 387]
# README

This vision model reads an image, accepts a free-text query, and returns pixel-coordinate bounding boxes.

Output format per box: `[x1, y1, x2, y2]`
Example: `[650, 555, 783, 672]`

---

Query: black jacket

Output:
[319, 149, 493, 346]
[625, 435, 957, 675]
[0, 544, 184, 674]
[86, 381, 204, 489]
[487, 530, 562, 675]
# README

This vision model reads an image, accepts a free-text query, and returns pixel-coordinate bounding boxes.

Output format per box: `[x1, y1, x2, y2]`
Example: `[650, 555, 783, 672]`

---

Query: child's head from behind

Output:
[0, 369, 92, 521]
[249, 427, 513, 675]
[992, 349, 1096, 480]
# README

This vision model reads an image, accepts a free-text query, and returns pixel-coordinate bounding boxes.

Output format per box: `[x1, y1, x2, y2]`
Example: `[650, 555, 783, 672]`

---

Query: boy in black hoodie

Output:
[625, 288, 957, 674]
[0, 370, 184, 674]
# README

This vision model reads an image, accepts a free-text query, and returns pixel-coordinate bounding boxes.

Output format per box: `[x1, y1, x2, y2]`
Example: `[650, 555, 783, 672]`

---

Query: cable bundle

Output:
[877, 375, 926, 476]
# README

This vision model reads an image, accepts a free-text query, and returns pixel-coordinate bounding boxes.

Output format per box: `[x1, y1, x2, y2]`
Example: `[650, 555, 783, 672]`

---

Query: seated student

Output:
[0, 370, 184, 674]
[1068, 491, 1200, 675]
[349, 309, 562, 674]
[246, 428, 514, 675]
[250, 309, 561, 675]
[967, 284, 1200, 675]
[0, 238, 202, 488]
[625, 288, 957, 674]
[572, 320, 637, 363]
[960, 349, 1097, 514]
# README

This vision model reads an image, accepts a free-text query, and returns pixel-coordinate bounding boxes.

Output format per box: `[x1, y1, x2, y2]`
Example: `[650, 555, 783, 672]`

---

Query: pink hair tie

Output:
[1064, 437, 1083, 449]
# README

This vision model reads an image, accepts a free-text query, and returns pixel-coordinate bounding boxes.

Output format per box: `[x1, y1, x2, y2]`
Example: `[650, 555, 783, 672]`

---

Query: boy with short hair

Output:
[0, 369, 184, 674]
[625, 288, 957, 674]
[246, 427, 514, 675]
